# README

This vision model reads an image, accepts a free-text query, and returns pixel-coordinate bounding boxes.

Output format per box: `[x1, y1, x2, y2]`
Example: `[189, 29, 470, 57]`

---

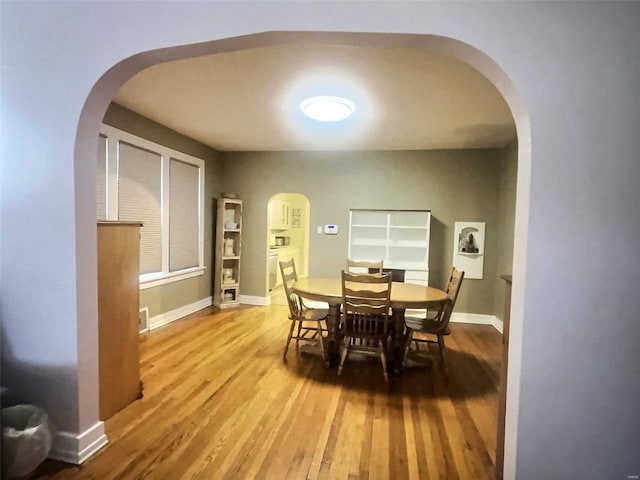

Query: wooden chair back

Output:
[340, 270, 392, 339]
[439, 267, 465, 329]
[279, 259, 303, 318]
[346, 259, 384, 274]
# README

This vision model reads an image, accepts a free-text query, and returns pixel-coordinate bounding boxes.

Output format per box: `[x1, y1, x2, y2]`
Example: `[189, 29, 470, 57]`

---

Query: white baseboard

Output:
[148, 296, 212, 330]
[239, 295, 270, 306]
[200, 298, 504, 334]
[48, 421, 108, 464]
[450, 312, 503, 334]
[234, 299, 505, 333]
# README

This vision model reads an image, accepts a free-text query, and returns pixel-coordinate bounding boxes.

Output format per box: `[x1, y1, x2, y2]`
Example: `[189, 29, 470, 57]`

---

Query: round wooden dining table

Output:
[293, 278, 449, 370]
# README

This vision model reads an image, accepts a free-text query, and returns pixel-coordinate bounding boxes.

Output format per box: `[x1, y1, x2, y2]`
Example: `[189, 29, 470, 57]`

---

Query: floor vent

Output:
[139, 307, 149, 333]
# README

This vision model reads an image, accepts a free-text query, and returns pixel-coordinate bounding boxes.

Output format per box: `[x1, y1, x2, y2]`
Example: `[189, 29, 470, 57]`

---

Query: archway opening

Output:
[266, 192, 311, 304]
[77, 31, 530, 477]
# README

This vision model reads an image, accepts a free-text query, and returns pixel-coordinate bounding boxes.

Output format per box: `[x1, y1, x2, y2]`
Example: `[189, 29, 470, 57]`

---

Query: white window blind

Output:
[169, 158, 200, 271]
[118, 141, 162, 275]
[98, 125, 205, 288]
[96, 134, 107, 220]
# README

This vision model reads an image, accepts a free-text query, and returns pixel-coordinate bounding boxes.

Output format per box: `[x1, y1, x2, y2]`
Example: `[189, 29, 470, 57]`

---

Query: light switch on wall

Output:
[317, 226, 323, 234]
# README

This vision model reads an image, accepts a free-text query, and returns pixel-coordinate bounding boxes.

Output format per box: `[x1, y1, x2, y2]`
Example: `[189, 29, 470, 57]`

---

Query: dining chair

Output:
[346, 259, 384, 274]
[279, 259, 328, 361]
[403, 267, 465, 371]
[339, 270, 393, 382]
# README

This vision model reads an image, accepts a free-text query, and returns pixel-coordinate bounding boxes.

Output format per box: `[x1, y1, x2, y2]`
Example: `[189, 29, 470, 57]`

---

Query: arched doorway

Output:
[266, 192, 311, 304]
[76, 31, 530, 475]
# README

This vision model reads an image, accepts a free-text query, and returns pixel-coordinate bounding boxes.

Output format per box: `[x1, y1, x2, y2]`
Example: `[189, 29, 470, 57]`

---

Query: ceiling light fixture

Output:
[300, 96, 356, 122]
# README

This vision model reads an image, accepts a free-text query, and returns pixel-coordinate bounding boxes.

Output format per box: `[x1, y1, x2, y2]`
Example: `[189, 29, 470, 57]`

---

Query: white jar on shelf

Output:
[224, 237, 234, 256]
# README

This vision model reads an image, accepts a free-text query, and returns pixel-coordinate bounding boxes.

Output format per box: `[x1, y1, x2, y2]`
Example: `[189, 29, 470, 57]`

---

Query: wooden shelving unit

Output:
[214, 198, 243, 308]
[97, 221, 142, 420]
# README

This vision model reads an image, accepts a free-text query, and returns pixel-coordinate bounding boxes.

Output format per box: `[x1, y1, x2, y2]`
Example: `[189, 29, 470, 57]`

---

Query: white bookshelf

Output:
[348, 209, 431, 284]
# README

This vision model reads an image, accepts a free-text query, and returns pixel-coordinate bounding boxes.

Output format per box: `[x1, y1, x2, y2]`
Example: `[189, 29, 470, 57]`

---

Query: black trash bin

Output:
[2, 405, 54, 479]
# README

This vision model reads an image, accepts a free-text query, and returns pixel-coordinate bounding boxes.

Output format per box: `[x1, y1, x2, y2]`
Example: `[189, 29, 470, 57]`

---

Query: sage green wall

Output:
[220, 149, 509, 315]
[493, 141, 518, 320]
[101, 103, 515, 317]
[103, 103, 223, 318]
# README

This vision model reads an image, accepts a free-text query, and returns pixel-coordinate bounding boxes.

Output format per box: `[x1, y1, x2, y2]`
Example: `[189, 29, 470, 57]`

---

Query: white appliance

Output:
[268, 251, 278, 291]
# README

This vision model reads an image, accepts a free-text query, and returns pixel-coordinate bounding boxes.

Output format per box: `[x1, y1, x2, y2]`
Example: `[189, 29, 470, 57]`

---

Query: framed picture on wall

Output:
[291, 208, 301, 228]
[452, 221, 485, 279]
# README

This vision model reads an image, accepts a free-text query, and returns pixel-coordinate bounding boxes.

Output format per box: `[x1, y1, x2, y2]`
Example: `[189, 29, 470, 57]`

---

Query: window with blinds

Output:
[97, 125, 205, 288]
[169, 158, 200, 271]
[118, 142, 163, 275]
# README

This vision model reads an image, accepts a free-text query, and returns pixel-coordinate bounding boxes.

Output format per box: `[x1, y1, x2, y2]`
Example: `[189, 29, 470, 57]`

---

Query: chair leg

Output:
[403, 328, 413, 366]
[283, 320, 297, 359]
[295, 321, 303, 346]
[438, 335, 449, 379]
[338, 338, 350, 376]
[379, 340, 389, 383]
[317, 320, 326, 362]
[438, 335, 447, 365]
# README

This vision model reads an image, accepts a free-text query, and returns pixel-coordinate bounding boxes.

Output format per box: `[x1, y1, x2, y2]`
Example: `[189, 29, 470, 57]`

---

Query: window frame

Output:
[99, 124, 206, 289]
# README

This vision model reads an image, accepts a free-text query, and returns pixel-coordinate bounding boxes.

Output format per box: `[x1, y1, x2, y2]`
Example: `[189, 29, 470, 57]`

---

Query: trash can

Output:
[2, 405, 54, 479]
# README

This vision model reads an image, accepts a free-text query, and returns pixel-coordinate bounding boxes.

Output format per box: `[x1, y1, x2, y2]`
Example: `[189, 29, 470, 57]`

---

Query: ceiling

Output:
[114, 42, 516, 152]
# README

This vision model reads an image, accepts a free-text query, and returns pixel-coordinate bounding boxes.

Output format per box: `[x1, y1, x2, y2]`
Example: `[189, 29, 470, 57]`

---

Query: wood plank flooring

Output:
[34, 305, 501, 480]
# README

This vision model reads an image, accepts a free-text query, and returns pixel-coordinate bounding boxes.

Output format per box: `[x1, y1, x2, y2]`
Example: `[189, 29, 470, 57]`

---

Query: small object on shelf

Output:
[459, 231, 479, 253]
[222, 268, 234, 284]
[221, 192, 238, 199]
[224, 238, 235, 256]
[224, 221, 238, 229]
[467, 233, 479, 253]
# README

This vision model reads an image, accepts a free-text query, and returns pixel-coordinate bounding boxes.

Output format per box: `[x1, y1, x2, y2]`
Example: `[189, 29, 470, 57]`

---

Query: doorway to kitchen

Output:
[266, 192, 310, 305]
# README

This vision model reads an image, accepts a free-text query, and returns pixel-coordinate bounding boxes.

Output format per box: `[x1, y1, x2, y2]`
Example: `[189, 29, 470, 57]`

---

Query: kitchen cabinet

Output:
[269, 198, 291, 230]
[97, 221, 142, 420]
[214, 197, 242, 308]
[348, 209, 431, 284]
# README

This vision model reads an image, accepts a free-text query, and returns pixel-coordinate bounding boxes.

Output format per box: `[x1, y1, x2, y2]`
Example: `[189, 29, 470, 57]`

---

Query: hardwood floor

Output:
[34, 305, 501, 480]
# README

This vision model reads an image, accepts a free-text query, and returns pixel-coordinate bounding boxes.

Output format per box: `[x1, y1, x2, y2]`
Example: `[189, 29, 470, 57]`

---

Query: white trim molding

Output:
[49, 421, 107, 464]
[140, 267, 206, 290]
[247, 300, 504, 334]
[239, 295, 270, 306]
[450, 312, 503, 334]
[148, 296, 212, 330]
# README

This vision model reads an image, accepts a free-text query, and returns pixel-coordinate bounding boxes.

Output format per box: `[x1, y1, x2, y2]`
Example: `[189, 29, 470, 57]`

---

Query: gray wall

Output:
[103, 103, 223, 317]
[221, 149, 505, 315]
[103, 104, 514, 316]
[493, 141, 518, 319]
